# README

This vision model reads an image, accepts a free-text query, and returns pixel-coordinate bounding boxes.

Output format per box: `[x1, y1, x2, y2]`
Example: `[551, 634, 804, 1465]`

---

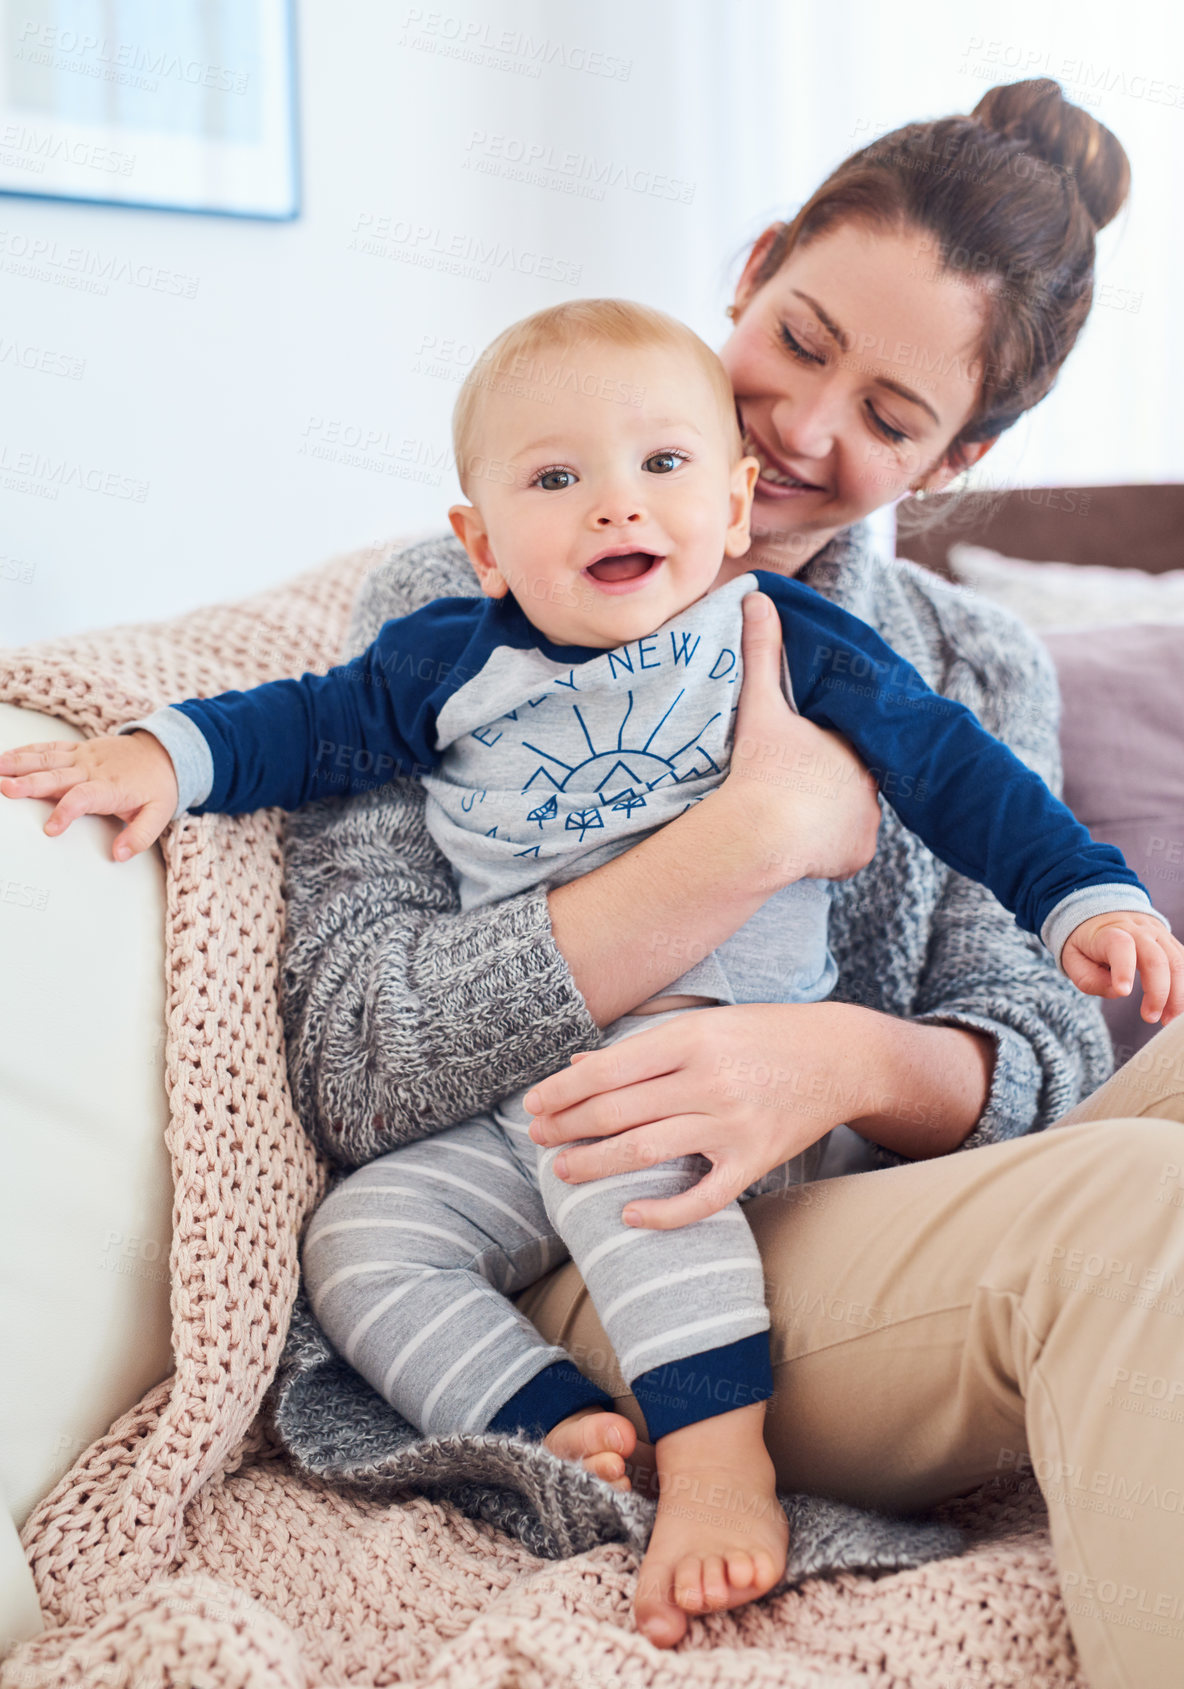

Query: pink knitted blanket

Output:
[0, 545, 1082, 1688]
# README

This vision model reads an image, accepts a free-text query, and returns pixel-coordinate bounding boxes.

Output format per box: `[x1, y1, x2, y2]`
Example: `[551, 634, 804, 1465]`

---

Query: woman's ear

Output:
[915, 435, 997, 496]
[729, 223, 786, 320]
[448, 504, 510, 598]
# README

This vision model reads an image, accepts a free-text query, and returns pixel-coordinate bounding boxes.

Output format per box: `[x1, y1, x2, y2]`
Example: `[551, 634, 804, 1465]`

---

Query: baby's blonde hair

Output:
[451, 298, 742, 498]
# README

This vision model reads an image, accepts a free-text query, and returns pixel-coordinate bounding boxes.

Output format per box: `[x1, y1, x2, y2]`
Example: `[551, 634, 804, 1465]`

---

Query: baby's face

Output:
[450, 340, 758, 648]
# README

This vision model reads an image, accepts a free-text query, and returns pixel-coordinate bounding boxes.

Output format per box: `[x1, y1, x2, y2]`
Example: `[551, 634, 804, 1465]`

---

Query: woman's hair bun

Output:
[972, 77, 1130, 230]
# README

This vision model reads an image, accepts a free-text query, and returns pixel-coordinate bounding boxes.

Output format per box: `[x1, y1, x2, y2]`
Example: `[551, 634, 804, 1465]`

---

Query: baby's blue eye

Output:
[536, 467, 576, 491]
[644, 451, 684, 474]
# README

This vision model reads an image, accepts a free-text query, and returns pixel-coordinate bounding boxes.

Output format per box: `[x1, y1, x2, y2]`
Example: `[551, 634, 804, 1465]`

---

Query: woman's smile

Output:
[740, 424, 828, 500]
[720, 222, 991, 563]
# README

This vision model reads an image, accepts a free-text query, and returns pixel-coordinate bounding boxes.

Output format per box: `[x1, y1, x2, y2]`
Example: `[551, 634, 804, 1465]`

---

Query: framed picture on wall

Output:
[0, 0, 299, 219]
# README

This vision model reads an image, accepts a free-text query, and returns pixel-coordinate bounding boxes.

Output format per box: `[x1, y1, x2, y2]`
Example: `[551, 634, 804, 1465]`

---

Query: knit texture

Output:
[270, 524, 1114, 1586]
[278, 526, 1116, 1176]
[272, 1286, 962, 1575]
[0, 534, 1092, 1686]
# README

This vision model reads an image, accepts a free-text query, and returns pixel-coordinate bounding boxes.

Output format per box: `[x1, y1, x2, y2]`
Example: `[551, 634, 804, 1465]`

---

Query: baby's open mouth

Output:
[584, 551, 662, 582]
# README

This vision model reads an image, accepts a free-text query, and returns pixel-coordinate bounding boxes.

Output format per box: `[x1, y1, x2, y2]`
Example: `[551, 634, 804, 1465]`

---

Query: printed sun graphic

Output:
[519, 689, 724, 841]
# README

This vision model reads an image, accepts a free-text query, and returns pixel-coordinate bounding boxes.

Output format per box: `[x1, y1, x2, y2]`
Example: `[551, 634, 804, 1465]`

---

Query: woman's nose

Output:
[769, 387, 838, 463]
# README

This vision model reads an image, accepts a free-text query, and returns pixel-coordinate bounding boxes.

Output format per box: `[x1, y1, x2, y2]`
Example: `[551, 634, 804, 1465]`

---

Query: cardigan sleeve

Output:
[278, 534, 601, 1167]
[891, 603, 1116, 1159]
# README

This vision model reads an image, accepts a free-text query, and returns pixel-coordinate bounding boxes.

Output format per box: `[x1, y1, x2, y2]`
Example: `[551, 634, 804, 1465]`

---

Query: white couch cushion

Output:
[0, 702, 173, 1644]
[947, 543, 1184, 631]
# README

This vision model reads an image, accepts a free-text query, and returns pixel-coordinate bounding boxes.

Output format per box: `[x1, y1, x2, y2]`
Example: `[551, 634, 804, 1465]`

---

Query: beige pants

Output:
[517, 1018, 1184, 1689]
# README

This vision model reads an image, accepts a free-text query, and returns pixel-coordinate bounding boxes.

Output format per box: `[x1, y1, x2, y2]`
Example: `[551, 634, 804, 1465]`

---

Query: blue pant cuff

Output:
[486, 1359, 613, 1442]
[631, 1330, 773, 1442]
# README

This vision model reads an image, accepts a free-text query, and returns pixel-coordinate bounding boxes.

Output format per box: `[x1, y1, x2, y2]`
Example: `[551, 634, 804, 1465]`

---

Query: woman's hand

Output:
[544, 591, 883, 1028]
[524, 1002, 864, 1228]
[0, 731, 179, 860]
[727, 593, 882, 882]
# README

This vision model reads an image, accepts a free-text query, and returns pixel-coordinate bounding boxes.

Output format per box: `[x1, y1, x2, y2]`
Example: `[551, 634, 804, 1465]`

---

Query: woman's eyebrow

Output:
[875, 374, 940, 426]
[790, 289, 941, 426]
[791, 290, 850, 351]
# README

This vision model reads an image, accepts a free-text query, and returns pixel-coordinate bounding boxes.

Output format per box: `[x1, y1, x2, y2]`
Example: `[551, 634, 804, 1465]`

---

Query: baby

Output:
[3, 299, 1180, 1645]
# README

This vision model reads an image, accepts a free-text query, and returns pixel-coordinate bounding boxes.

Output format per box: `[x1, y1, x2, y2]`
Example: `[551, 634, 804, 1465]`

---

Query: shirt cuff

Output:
[116, 706, 214, 820]
[1041, 885, 1171, 974]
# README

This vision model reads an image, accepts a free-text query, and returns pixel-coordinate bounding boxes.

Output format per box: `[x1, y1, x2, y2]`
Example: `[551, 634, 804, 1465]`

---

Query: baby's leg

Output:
[520, 1011, 789, 1640]
[302, 1111, 628, 1483]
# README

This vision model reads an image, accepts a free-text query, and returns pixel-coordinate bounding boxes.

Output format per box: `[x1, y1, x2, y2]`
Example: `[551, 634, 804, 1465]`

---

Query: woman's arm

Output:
[839, 1012, 997, 1157]
[844, 588, 1116, 1164]
[867, 861, 1113, 1156]
[550, 593, 882, 1024]
[525, 578, 1117, 1215]
[280, 541, 880, 1164]
[549, 783, 784, 1026]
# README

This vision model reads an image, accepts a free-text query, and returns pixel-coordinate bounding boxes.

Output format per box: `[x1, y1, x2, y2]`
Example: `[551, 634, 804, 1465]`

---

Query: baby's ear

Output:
[723, 456, 760, 557]
[448, 504, 510, 598]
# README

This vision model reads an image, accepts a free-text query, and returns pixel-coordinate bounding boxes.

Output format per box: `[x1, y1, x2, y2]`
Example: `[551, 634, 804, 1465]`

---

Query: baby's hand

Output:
[0, 731, 179, 861]
[1061, 912, 1184, 1026]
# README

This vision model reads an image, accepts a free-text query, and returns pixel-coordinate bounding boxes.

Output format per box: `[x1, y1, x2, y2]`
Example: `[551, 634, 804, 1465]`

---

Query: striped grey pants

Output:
[301, 1007, 821, 1437]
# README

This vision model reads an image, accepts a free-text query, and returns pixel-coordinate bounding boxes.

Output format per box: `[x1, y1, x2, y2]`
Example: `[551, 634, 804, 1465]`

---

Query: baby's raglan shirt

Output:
[119, 569, 1168, 993]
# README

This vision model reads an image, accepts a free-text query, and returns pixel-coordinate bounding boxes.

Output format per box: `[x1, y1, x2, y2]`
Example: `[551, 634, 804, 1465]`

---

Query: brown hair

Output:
[741, 79, 1130, 461]
[452, 298, 742, 497]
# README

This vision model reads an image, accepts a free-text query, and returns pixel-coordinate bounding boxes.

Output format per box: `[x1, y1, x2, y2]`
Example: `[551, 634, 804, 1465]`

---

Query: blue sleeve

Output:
[173, 596, 482, 815]
[753, 570, 1152, 942]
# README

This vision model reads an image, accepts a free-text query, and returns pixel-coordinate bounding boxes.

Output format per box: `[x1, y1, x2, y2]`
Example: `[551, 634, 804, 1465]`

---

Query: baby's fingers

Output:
[1134, 933, 1174, 1024]
[43, 778, 134, 836]
[112, 801, 173, 861]
[0, 739, 82, 775]
[1061, 943, 1121, 998]
[1064, 925, 1138, 998]
[1159, 938, 1184, 1027]
[1097, 926, 1139, 996]
[0, 764, 87, 803]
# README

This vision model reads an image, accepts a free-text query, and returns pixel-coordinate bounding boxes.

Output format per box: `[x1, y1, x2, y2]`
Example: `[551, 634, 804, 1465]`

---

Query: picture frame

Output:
[0, 0, 300, 220]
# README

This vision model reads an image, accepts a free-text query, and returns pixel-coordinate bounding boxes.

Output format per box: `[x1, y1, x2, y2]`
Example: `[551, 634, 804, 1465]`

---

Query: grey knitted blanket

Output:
[271, 1283, 965, 1585]
[269, 522, 1113, 1584]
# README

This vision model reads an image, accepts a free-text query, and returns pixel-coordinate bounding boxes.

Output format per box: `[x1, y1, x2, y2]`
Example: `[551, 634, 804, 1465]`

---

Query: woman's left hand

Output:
[523, 1003, 858, 1229]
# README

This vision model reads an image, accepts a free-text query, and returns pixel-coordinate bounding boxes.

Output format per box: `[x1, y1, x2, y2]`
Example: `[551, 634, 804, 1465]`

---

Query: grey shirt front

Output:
[414, 571, 837, 1007]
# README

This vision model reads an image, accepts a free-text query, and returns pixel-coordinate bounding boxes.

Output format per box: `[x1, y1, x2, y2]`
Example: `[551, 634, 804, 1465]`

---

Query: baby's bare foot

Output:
[544, 1406, 641, 1492]
[634, 1403, 788, 1648]
[623, 1432, 659, 1500]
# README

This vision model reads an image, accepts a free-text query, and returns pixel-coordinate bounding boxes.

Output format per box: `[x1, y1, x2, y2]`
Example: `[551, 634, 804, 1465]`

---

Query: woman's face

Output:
[718, 218, 993, 574]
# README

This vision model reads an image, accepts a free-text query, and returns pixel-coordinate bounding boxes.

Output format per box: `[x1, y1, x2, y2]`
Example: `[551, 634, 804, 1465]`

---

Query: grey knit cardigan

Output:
[269, 522, 1114, 1586]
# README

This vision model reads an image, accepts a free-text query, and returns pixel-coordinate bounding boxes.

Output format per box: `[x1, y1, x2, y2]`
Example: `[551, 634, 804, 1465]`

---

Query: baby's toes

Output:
[700, 1554, 730, 1609]
[634, 1570, 687, 1648]
[580, 1410, 635, 1459]
[725, 1551, 757, 1591]
[585, 1450, 629, 1489]
[750, 1549, 781, 1594]
[673, 1555, 707, 1612]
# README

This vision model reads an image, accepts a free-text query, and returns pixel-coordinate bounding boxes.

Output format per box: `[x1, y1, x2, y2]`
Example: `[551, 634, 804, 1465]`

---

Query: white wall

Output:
[3, 0, 1182, 645]
[766, 0, 1184, 502]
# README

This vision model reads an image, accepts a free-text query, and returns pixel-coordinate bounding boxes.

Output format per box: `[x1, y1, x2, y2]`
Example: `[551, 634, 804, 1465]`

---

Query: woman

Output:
[278, 80, 1183, 1683]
